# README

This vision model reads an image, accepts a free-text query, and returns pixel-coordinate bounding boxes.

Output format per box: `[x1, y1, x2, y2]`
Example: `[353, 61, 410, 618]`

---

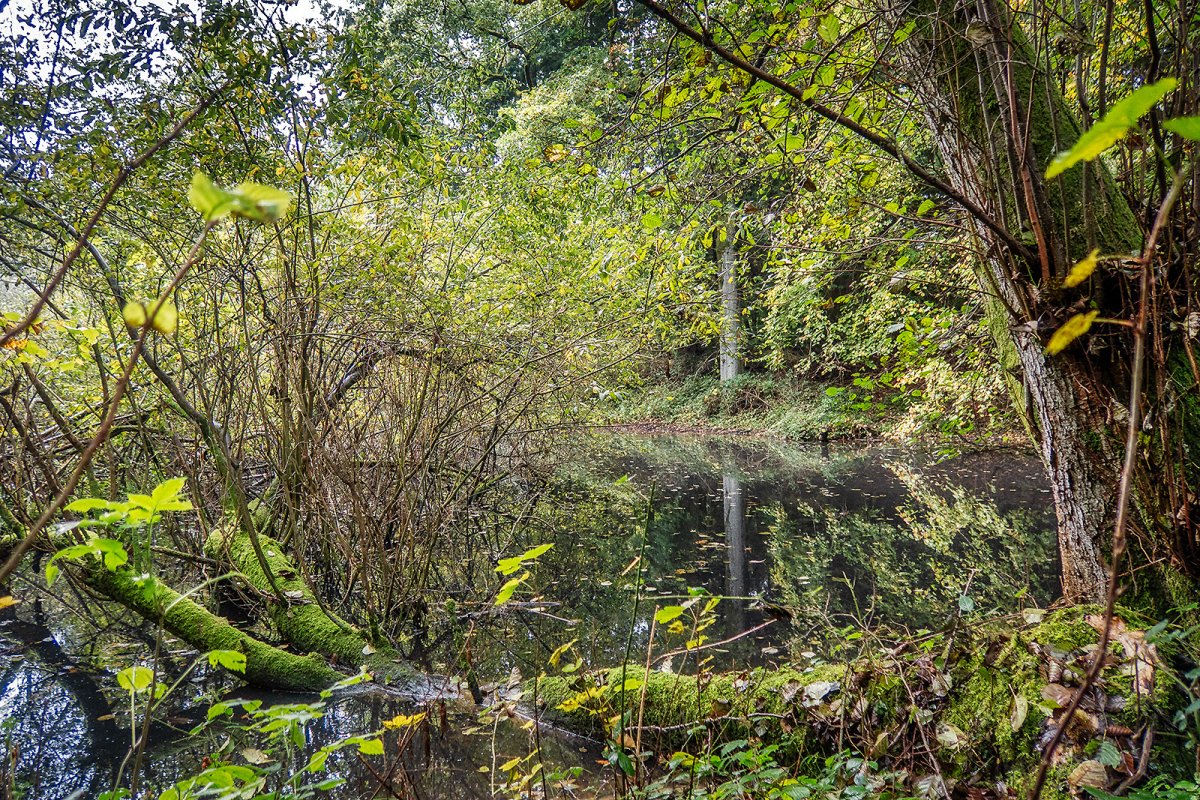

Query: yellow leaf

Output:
[122, 302, 147, 328]
[0, 596, 18, 609]
[1063, 249, 1101, 288]
[382, 711, 426, 730]
[1046, 311, 1100, 355]
[146, 300, 178, 335]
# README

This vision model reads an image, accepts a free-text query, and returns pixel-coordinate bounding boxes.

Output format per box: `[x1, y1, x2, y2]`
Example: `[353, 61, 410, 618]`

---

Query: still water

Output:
[0, 432, 1057, 798]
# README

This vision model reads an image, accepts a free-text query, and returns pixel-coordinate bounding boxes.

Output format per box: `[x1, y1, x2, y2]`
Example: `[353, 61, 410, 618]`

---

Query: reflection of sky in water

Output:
[0, 433, 1055, 797]
[0, 650, 121, 797]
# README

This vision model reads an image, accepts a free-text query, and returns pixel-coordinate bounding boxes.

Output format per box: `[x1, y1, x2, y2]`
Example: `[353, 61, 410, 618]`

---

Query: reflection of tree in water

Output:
[0, 620, 125, 799]
[767, 463, 1057, 635]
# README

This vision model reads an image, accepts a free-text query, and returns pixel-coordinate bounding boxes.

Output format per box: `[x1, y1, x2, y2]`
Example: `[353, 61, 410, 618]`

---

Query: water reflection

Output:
[0, 432, 1057, 798]
[518, 432, 1058, 669]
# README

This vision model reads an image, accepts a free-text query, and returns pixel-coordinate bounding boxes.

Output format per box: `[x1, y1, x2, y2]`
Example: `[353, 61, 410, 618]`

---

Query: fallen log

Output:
[85, 566, 342, 691]
[204, 514, 433, 693]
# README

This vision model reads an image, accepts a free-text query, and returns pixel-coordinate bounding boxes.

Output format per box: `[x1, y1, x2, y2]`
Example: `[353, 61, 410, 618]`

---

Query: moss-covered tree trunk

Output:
[899, 0, 1195, 602]
[204, 516, 429, 690]
[85, 566, 343, 691]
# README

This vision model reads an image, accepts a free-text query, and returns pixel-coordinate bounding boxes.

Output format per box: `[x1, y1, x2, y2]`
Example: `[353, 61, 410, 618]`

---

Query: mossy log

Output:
[527, 608, 1185, 799]
[1, 523, 341, 691]
[85, 566, 342, 691]
[204, 520, 426, 690]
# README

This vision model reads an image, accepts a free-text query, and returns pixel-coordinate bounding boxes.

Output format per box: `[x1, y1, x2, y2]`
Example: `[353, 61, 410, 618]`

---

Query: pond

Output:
[0, 431, 1057, 798]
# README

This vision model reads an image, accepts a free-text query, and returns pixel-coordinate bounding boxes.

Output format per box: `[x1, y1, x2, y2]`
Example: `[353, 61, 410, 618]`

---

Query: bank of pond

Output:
[1, 433, 1193, 799]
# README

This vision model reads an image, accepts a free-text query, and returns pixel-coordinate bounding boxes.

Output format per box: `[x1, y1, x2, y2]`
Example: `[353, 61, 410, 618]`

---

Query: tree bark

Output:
[718, 219, 742, 383]
[898, 0, 1147, 601]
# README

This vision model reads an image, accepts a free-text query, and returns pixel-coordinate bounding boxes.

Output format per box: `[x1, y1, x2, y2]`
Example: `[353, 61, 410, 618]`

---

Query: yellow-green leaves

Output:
[495, 572, 528, 605]
[117, 665, 156, 693]
[123, 299, 178, 334]
[207, 649, 248, 673]
[1164, 116, 1200, 141]
[122, 301, 147, 328]
[45, 538, 128, 586]
[495, 543, 553, 575]
[189, 172, 232, 221]
[1046, 78, 1176, 178]
[188, 172, 292, 223]
[1062, 248, 1100, 288]
[1046, 310, 1100, 355]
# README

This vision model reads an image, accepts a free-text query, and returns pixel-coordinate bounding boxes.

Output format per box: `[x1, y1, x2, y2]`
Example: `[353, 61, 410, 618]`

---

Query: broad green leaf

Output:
[1046, 310, 1100, 355]
[306, 750, 329, 772]
[117, 665, 155, 692]
[495, 543, 553, 575]
[150, 478, 192, 511]
[916, 199, 936, 216]
[641, 211, 663, 231]
[1164, 116, 1200, 141]
[208, 649, 248, 673]
[232, 182, 292, 223]
[495, 572, 528, 605]
[818, 14, 840, 44]
[654, 605, 685, 624]
[1063, 248, 1100, 288]
[65, 498, 115, 512]
[1046, 78, 1176, 178]
[188, 172, 236, 221]
[357, 737, 384, 755]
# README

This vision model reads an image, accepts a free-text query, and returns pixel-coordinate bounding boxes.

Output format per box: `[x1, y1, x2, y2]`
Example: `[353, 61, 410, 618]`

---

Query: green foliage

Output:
[1046, 78, 1177, 178]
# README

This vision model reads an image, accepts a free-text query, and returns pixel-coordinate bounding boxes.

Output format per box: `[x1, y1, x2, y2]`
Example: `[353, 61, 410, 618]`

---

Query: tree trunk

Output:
[718, 220, 742, 382]
[899, 0, 1147, 601]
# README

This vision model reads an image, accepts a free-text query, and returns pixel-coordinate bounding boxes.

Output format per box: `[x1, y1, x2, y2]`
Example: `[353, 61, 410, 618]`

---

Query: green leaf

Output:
[188, 172, 236, 221]
[357, 737, 384, 755]
[1062, 248, 1100, 288]
[66, 498, 116, 512]
[495, 543, 554, 575]
[117, 665, 155, 693]
[1095, 739, 1122, 767]
[232, 182, 292, 223]
[957, 594, 975, 613]
[1046, 78, 1176, 178]
[1164, 116, 1200, 141]
[208, 649, 248, 673]
[818, 14, 840, 44]
[149, 477, 192, 511]
[1046, 310, 1100, 355]
[495, 572, 528, 605]
[655, 605, 685, 624]
[916, 199, 936, 216]
[641, 211, 664, 231]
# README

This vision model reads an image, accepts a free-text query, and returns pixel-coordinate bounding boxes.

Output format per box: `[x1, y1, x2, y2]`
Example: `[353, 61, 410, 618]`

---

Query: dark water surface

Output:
[0, 432, 1057, 798]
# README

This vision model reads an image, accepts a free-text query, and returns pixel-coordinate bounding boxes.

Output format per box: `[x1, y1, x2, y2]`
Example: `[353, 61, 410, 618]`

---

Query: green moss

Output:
[532, 608, 1190, 791]
[87, 566, 341, 691]
[205, 520, 417, 684]
[531, 662, 845, 755]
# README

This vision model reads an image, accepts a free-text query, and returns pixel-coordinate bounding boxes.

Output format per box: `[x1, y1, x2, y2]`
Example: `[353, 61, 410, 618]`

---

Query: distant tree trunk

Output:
[719, 220, 742, 382]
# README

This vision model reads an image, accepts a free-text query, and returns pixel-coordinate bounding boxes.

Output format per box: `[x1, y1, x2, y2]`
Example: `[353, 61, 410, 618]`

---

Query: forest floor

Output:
[599, 372, 1026, 445]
